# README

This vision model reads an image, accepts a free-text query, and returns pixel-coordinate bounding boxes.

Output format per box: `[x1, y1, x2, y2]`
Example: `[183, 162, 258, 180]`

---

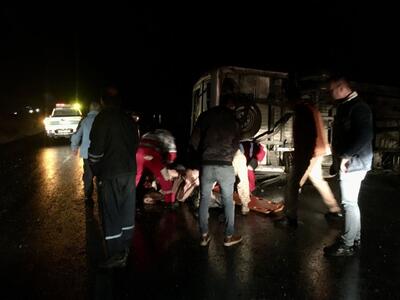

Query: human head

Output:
[100, 85, 121, 107]
[89, 101, 101, 112]
[220, 94, 236, 110]
[328, 76, 353, 101]
[131, 111, 140, 123]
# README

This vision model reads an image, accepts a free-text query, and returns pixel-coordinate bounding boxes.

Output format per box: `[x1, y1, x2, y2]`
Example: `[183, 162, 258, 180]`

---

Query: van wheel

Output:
[235, 103, 261, 139]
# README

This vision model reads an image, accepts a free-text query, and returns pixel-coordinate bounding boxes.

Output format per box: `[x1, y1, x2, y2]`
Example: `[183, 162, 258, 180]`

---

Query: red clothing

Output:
[309, 104, 330, 157]
[240, 141, 266, 162]
[136, 129, 177, 203]
[136, 147, 175, 203]
[239, 141, 266, 191]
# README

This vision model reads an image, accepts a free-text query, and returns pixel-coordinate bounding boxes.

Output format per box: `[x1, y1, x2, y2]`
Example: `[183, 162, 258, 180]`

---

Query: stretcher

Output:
[233, 192, 284, 214]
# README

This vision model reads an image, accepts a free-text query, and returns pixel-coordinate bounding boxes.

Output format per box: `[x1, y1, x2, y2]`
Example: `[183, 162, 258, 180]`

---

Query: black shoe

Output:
[84, 197, 94, 206]
[98, 251, 128, 269]
[324, 241, 355, 257]
[353, 239, 361, 251]
[325, 211, 343, 221]
[274, 216, 298, 229]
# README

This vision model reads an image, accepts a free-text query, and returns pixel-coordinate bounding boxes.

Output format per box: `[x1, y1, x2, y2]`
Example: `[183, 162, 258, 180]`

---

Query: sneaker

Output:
[274, 216, 298, 229]
[324, 211, 343, 221]
[200, 234, 211, 246]
[324, 241, 355, 257]
[241, 206, 250, 216]
[223, 235, 242, 247]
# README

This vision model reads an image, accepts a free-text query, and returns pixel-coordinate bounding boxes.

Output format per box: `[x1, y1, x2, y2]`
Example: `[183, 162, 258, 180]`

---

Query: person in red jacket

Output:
[239, 140, 266, 192]
[136, 129, 178, 207]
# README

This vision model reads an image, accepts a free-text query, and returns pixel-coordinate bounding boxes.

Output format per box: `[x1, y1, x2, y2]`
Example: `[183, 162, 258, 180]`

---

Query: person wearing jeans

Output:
[339, 170, 368, 246]
[199, 165, 236, 237]
[324, 76, 373, 257]
[190, 94, 242, 247]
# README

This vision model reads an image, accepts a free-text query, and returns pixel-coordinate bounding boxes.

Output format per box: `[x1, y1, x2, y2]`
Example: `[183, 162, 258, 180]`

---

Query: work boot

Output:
[84, 197, 94, 206]
[98, 251, 127, 269]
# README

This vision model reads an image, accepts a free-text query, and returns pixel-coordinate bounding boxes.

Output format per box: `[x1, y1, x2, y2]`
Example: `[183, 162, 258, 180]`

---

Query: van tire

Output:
[235, 103, 262, 139]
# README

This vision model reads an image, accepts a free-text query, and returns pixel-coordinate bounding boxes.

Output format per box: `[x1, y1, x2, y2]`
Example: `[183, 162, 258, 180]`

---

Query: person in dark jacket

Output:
[88, 89, 139, 268]
[324, 77, 373, 257]
[189, 95, 242, 247]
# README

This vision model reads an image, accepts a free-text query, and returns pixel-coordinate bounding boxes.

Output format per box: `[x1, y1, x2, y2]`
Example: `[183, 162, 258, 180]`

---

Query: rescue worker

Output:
[135, 129, 178, 208]
[89, 88, 139, 268]
[233, 140, 266, 215]
[239, 140, 266, 192]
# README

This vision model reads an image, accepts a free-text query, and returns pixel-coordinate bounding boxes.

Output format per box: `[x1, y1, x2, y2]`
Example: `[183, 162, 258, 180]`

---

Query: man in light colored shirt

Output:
[71, 101, 101, 204]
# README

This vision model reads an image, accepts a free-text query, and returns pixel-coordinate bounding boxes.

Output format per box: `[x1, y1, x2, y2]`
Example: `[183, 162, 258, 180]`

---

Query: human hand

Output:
[168, 169, 179, 178]
[340, 158, 350, 173]
[72, 149, 79, 156]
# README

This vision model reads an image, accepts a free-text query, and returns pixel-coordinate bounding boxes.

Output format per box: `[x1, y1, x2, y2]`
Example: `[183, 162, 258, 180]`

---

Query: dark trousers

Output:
[98, 173, 136, 257]
[83, 159, 94, 199]
[284, 155, 311, 219]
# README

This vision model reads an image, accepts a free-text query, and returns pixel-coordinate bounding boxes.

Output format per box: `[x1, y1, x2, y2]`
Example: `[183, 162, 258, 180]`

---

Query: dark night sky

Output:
[1, 2, 400, 117]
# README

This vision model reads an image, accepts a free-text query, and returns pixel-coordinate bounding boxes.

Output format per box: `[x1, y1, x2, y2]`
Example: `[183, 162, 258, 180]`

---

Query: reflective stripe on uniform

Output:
[122, 225, 134, 231]
[105, 225, 134, 240]
[105, 232, 123, 240]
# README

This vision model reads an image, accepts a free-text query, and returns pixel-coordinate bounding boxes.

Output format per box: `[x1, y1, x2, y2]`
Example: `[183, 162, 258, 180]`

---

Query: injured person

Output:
[138, 153, 283, 215]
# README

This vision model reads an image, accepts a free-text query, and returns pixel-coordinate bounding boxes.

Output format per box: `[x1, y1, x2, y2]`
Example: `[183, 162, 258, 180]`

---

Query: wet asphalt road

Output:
[0, 134, 399, 299]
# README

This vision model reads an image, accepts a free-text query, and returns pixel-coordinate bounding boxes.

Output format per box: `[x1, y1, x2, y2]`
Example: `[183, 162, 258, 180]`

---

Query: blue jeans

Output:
[340, 170, 367, 246]
[199, 165, 236, 237]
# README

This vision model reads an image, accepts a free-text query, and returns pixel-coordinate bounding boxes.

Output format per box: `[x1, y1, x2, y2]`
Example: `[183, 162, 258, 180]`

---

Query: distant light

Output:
[72, 103, 81, 110]
[35, 108, 40, 113]
[29, 109, 34, 114]
[13, 112, 18, 115]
